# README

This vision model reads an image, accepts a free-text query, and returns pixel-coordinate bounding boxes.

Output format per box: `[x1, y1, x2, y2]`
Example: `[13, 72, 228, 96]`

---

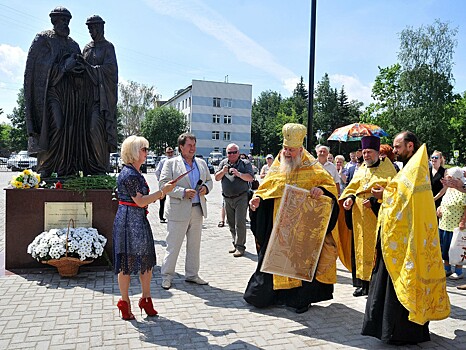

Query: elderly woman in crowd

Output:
[335, 155, 347, 190]
[113, 135, 175, 320]
[437, 166, 466, 280]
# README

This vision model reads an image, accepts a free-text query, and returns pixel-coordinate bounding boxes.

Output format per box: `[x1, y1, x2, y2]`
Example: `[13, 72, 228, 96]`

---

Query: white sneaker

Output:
[449, 273, 464, 280]
[161, 279, 172, 289]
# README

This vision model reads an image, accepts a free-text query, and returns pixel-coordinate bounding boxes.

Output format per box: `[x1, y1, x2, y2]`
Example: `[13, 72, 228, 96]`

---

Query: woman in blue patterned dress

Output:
[114, 135, 175, 320]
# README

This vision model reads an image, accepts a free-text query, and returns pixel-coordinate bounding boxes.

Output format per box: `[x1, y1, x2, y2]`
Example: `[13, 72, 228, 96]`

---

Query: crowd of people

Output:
[112, 124, 463, 346]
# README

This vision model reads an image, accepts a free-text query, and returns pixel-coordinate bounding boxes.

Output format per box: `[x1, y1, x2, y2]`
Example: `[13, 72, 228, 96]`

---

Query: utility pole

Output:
[306, 0, 317, 151]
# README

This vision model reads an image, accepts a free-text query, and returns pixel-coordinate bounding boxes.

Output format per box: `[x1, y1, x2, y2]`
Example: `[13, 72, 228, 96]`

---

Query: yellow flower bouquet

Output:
[10, 169, 41, 189]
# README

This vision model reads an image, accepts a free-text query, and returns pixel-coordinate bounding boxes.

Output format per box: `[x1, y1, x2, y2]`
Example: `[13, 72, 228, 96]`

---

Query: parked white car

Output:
[7, 151, 38, 171]
[146, 155, 156, 168]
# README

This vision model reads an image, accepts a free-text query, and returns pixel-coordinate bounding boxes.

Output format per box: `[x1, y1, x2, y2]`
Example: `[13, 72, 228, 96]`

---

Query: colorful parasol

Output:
[327, 123, 388, 142]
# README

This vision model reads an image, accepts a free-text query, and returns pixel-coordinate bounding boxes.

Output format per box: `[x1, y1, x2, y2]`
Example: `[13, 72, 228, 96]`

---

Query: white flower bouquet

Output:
[27, 223, 107, 276]
[28, 227, 107, 261]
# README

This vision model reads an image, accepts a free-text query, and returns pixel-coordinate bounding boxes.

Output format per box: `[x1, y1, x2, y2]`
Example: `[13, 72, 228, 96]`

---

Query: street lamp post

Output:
[306, 0, 317, 151]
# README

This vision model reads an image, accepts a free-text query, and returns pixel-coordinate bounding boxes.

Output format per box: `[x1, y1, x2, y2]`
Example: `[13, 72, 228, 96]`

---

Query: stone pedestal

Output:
[5, 188, 117, 272]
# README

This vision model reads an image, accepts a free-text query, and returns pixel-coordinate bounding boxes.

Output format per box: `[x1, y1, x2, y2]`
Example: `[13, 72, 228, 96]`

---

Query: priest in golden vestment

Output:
[338, 136, 396, 297]
[243, 123, 340, 313]
[362, 131, 450, 345]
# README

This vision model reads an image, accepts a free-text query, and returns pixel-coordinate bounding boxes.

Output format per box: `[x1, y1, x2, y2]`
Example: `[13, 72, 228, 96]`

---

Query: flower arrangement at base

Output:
[10, 169, 41, 189]
[27, 225, 107, 277]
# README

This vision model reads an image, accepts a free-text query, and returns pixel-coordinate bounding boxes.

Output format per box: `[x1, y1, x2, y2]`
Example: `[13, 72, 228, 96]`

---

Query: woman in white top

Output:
[260, 154, 274, 179]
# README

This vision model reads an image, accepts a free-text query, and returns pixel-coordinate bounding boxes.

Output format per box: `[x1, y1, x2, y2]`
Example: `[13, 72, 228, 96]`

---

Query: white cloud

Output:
[145, 0, 298, 94]
[0, 44, 27, 121]
[0, 44, 26, 81]
[329, 74, 373, 106]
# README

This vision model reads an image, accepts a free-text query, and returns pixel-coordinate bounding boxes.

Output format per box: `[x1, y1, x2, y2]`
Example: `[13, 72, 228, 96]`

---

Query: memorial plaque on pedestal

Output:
[45, 202, 93, 230]
[5, 189, 118, 271]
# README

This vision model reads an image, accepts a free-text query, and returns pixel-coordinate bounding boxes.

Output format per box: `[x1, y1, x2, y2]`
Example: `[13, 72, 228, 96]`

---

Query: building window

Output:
[212, 131, 220, 140]
[223, 131, 231, 141]
[213, 97, 221, 107]
[212, 114, 220, 123]
[223, 115, 231, 124]
[224, 98, 232, 108]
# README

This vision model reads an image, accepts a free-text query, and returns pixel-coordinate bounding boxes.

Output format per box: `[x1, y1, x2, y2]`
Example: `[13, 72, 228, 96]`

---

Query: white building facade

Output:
[163, 80, 252, 157]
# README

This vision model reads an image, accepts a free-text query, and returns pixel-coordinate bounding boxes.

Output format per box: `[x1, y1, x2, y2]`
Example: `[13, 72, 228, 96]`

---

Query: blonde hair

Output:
[121, 135, 149, 164]
[432, 150, 445, 167]
[335, 155, 345, 163]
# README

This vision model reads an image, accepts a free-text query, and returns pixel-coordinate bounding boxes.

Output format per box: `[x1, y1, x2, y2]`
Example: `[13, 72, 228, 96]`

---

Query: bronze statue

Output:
[81, 15, 118, 174]
[25, 6, 85, 177]
[24, 7, 118, 177]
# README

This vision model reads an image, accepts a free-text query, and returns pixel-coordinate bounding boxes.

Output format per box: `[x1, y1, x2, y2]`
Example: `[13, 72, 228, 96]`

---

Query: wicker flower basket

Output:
[42, 219, 94, 277]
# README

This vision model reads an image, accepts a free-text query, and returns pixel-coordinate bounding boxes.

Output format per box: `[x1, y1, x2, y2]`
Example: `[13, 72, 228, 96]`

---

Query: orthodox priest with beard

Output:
[361, 131, 450, 345]
[244, 123, 340, 313]
[338, 136, 396, 298]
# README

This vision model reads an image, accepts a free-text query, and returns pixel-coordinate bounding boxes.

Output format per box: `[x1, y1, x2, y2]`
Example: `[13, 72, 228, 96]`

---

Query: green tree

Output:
[141, 106, 187, 155]
[313, 74, 362, 155]
[313, 73, 339, 142]
[0, 123, 8, 155]
[118, 81, 158, 138]
[362, 64, 403, 139]
[365, 20, 457, 152]
[250, 90, 282, 155]
[448, 91, 466, 164]
[291, 76, 308, 124]
[7, 89, 27, 152]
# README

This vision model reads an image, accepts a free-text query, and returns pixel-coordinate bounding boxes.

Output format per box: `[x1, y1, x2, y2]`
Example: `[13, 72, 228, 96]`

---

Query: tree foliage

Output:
[448, 92, 466, 163]
[313, 74, 361, 155]
[250, 76, 362, 157]
[140, 106, 187, 155]
[118, 81, 158, 138]
[365, 20, 457, 154]
[250, 90, 283, 156]
[6, 89, 27, 152]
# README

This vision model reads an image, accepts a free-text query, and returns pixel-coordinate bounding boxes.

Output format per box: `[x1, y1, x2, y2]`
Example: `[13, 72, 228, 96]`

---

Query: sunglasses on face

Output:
[141, 147, 149, 152]
[227, 151, 238, 155]
[431, 156, 439, 160]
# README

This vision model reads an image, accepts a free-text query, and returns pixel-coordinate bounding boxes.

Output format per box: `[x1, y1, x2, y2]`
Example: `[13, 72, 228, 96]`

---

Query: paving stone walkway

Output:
[0, 171, 464, 349]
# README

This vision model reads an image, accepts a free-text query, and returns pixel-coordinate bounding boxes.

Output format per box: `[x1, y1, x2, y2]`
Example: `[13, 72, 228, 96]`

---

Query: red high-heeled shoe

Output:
[138, 297, 158, 316]
[117, 299, 135, 320]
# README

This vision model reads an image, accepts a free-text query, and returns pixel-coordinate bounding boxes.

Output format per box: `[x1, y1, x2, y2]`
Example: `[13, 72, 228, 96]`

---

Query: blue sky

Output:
[1, 0, 465, 124]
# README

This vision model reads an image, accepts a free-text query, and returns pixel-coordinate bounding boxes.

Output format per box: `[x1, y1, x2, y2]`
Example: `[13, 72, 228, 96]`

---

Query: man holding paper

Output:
[244, 123, 339, 313]
[159, 132, 213, 290]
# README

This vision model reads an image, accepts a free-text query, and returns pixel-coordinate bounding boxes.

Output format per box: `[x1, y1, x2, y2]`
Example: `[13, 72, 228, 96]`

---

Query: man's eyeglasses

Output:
[141, 147, 149, 152]
[227, 151, 238, 155]
[431, 156, 439, 160]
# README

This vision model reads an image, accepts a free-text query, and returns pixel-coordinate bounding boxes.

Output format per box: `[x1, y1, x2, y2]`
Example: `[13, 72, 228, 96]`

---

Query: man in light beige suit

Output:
[159, 133, 213, 290]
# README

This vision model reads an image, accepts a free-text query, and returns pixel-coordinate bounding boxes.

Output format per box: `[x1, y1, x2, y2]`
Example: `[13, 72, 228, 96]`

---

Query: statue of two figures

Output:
[24, 7, 118, 177]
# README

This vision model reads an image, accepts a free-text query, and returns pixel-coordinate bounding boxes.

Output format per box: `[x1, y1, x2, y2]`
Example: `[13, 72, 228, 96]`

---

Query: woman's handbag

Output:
[448, 227, 466, 266]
